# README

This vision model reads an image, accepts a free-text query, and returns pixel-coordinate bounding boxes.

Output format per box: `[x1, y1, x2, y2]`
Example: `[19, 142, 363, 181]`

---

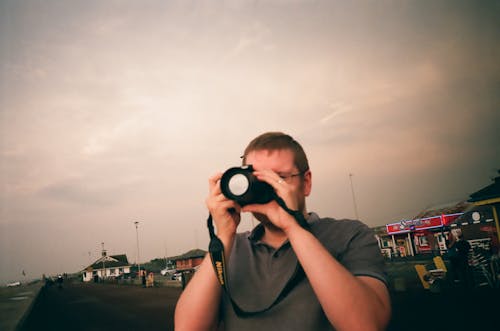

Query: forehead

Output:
[245, 149, 296, 172]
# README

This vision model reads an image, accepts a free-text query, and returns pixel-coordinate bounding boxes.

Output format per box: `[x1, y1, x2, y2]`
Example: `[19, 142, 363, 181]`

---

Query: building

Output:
[452, 173, 500, 252]
[377, 173, 500, 258]
[169, 249, 206, 271]
[82, 250, 132, 282]
[376, 201, 469, 258]
[381, 212, 464, 258]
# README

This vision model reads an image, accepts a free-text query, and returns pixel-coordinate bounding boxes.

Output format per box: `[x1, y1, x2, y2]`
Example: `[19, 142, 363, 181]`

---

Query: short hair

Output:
[242, 132, 309, 173]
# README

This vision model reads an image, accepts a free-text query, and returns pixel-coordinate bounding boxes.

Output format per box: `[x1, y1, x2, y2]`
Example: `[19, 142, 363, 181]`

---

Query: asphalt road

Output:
[18, 281, 499, 331]
[19, 282, 182, 331]
[388, 287, 499, 331]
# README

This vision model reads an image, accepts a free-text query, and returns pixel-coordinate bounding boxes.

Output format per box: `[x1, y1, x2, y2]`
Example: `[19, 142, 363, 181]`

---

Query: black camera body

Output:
[220, 165, 274, 206]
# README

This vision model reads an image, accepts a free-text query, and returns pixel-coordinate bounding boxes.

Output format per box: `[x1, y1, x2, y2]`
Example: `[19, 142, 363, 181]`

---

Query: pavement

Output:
[386, 256, 499, 330]
[388, 287, 499, 330]
[12, 280, 500, 331]
[0, 282, 43, 331]
[18, 281, 182, 331]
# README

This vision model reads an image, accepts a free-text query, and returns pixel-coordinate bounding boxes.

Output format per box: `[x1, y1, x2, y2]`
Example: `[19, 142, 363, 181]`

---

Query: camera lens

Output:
[220, 165, 274, 206]
[227, 174, 249, 196]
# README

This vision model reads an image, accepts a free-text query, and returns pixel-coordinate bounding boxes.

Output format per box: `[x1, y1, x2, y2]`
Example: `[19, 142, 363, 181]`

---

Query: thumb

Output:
[241, 203, 267, 215]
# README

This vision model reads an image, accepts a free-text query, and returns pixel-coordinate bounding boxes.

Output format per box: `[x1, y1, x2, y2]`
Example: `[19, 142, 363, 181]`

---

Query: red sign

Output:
[386, 216, 443, 235]
[441, 213, 463, 226]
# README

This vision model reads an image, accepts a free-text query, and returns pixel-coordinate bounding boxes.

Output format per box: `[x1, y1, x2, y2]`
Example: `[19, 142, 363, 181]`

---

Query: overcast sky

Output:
[1, 0, 499, 283]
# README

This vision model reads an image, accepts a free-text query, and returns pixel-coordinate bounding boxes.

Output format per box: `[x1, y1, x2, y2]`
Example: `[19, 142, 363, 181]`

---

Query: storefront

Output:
[378, 174, 500, 259]
[465, 173, 500, 254]
[383, 213, 463, 257]
[451, 204, 499, 253]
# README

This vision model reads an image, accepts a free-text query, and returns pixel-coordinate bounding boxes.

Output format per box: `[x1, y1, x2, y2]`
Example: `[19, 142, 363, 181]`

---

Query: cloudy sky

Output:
[1, 0, 499, 283]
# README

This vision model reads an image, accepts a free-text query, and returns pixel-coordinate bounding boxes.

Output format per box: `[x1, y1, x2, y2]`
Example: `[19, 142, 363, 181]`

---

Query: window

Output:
[419, 236, 429, 246]
[381, 238, 392, 248]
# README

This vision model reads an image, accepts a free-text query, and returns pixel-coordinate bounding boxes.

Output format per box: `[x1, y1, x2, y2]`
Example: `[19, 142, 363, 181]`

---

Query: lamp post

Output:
[101, 242, 105, 280]
[349, 173, 360, 220]
[134, 221, 141, 279]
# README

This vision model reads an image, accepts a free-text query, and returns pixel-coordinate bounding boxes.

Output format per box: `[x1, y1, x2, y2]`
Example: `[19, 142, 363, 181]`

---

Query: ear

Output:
[303, 170, 312, 197]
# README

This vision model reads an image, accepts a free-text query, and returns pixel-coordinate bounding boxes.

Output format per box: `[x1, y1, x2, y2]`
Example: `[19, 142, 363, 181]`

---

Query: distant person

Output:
[448, 231, 471, 288]
[57, 274, 63, 289]
[147, 272, 154, 287]
[141, 269, 147, 287]
[175, 132, 391, 330]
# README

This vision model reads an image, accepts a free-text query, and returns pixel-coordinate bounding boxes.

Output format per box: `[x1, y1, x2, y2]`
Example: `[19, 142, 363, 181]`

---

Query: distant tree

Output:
[142, 258, 168, 273]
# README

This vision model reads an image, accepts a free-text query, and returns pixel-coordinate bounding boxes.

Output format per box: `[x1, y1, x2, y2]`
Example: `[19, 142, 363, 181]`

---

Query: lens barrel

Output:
[220, 165, 274, 206]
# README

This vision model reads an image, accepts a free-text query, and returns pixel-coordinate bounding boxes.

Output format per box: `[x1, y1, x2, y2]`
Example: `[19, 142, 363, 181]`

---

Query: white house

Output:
[82, 250, 131, 282]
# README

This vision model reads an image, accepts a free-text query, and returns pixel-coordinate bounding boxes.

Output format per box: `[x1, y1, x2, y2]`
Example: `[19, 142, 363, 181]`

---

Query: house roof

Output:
[468, 174, 500, 203]
[87, 254, 130, 270]
[413, 200, 470, 219]
[169, 249, 207, 261]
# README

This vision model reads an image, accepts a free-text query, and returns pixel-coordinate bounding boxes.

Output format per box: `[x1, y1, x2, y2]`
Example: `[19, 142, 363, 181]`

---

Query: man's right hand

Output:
[206, 172, 241, 242]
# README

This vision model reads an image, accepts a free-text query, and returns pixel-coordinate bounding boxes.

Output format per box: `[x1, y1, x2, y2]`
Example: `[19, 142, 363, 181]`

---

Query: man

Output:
[448, 231, 471, 288]
[175, 132, 391, 330]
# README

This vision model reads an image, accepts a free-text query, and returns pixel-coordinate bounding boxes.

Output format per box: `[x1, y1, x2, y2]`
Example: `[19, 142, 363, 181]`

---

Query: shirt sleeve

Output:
[339, 223, 388, 285]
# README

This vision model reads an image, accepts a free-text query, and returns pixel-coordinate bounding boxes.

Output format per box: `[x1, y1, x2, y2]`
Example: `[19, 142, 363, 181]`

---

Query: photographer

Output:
[175, 132, 390, 331]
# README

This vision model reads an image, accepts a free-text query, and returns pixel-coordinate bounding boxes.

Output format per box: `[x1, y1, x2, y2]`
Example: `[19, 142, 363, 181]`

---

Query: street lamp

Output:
[134, 221, 141, 279]
[101, 242, 105, 280]
[349, 173, 360, 220]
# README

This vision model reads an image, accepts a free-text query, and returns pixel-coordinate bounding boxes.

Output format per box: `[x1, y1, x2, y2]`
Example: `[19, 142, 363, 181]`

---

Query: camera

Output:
[220, 165, 274, 206]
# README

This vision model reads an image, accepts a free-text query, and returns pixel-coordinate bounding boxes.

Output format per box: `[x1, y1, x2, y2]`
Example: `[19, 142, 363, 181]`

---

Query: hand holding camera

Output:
[205, 172, 242, 242]
[219, 165, 304, 232]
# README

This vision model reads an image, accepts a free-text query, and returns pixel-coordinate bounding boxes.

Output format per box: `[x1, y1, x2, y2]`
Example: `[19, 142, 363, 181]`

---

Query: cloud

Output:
[38, 180, 114, 206]
[319, 102, 353, 125]
[224, 20, 274, 61]
[1, 0, 500, 284]
[81, 117, 150, 157]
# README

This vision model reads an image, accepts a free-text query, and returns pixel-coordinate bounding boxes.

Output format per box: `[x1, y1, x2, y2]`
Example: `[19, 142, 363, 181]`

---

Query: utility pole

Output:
[134, 221, 141, 277]
[349, 173, 360, 220]
[164, 244, 168, 269]
[101, 242, 106, 280]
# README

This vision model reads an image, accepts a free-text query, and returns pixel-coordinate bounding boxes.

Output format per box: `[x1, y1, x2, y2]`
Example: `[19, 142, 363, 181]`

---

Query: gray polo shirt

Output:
[219, 212, 387, 331]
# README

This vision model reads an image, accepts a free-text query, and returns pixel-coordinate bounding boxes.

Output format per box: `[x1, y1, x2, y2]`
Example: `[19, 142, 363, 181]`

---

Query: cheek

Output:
[295, 181, 305, 197]
[301, 179, 312, 197]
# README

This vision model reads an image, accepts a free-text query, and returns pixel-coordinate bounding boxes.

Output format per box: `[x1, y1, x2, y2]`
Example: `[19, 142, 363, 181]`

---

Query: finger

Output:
[221, 200, 241, 214]
[242, 202, 268, 215]
[213, 192, 231, 204]
[225, 199, 243, 214]
[254, 170, 286, 191]
[207, 193, 228, 211]
[210, 193, 241, 211]
[208, 172, 223, 194]
[241, 204, 257, 214]
[254, 170, 299, 210]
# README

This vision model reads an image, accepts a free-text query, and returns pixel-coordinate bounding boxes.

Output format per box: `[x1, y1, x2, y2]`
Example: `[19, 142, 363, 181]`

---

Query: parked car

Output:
[6, 281, 21, 287]
[160, 268, 177, 277]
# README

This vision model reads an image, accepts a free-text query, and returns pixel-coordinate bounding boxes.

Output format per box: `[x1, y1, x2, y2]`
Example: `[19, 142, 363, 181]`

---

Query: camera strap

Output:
[206, 196, 310, 317]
